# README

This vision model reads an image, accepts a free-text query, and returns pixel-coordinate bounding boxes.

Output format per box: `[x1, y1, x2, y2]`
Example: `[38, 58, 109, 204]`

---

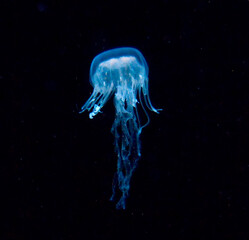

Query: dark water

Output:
[2, 0, 249, 239]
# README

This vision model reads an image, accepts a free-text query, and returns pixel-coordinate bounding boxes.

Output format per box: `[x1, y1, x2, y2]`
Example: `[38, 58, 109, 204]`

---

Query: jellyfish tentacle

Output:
[80, 84, 114, 119]
[79, 90, 99, 113]
[142, 77, 162, 113]
[110, 91, 141, 209]
[138, 86, 151, 131]
[89, 87, 114, 118]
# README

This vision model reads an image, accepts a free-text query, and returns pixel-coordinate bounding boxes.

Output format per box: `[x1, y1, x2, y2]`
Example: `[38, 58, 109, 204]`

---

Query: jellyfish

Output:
[80, 47, 160, 209]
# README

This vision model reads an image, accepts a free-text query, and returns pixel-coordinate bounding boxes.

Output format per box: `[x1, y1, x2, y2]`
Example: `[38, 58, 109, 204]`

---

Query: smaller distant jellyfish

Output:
[80, 47, 160, 209]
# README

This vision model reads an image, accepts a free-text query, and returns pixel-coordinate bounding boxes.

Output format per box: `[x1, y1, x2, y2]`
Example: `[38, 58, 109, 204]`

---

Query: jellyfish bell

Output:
[80, 47, 160, 209]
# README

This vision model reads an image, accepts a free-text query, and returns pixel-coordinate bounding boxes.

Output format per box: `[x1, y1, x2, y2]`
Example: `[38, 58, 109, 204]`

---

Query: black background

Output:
[2, 0, 249, 239]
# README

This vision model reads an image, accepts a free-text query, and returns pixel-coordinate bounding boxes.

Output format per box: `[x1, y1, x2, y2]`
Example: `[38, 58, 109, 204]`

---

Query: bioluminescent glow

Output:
[80, 47, 160, 209]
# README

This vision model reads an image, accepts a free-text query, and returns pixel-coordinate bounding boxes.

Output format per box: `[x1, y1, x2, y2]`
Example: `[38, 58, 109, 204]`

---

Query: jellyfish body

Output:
[80, 47, 160, 209]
